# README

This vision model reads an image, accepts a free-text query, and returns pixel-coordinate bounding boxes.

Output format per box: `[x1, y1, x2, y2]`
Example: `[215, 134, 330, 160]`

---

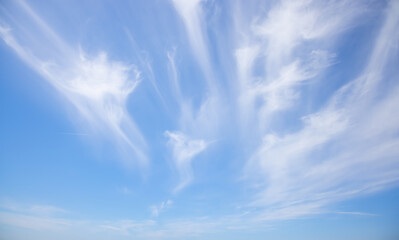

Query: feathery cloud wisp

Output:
[244, 0, 399, 220]
[1, 0, 399, 238]
[165, 131, 208, 192]
[150, 200, 173, 217]
[0, 0, 147, 166]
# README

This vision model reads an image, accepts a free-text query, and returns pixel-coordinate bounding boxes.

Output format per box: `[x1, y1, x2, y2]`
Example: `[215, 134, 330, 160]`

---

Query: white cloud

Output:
[125, 28, 166, 106]
[167, 49, 184, 103]
[171, 0, 214, 83]
[165, 131, 208, 192]
[166, 50, 222, 139]
[0, 201, 73, 231]
[0, 200, 252, 239]
[244, 0, 399, 221]
[0, 0, 147, 167]
[59, 52, 148, 167]
[118, 186, 132, 195]
[169, 0, 224, 143]
[0, 211, 72, 231]
[99, 213, 260, 239]
[234, 0, 363, 135]
[1, 0, 398, 235]
[164, 51, 221, 193]
[336, 211, 377, 217]
[150, 200, 173, 217]
[0, 201, 67, 217]
[99, 219, 157, 236]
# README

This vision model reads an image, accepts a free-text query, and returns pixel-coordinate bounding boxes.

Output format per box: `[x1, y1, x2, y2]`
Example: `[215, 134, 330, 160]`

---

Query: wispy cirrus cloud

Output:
[165, 131, 208, 192]
[243, 0, 399, 221]
[0, 200, 256, 239]
[165, 49, 219, 192]
[150, 200, 173, 217]
[0, 211, 72, 231]
[171, 0, 214, 83]
[99, 212, 264, 239]
[0, 201, 67, 217]
[166, 50, 222, 138]
[1, 0, 399, 238]
[0, 0, 147, 167]
[234, 0, 363, 135]
[0, 201, 72, 231]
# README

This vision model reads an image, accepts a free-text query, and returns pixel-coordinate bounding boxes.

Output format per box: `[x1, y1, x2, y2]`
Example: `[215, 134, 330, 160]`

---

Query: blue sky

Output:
[0, 0, 399, 239]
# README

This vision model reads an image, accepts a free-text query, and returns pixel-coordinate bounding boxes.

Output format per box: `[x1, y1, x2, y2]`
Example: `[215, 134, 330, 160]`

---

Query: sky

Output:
[0, 0, 399, 239]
